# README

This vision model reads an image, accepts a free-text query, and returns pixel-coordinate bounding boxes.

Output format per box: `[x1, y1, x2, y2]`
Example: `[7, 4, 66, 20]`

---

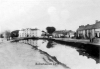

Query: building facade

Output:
[92, 20, 100, 38]
[53, 30, 75, 38]
[77, 20, 100, 39]
[77, 25, 85, 38]
[53, 31, 63, 38]
[19, 28, 43, 38]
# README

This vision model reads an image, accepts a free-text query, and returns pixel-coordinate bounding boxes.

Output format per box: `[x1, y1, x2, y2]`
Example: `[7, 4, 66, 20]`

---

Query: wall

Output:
[95, 28, 100, 37]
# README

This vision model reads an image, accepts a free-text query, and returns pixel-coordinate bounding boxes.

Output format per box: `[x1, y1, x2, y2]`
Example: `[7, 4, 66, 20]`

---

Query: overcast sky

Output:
[0, 0, 100, 32]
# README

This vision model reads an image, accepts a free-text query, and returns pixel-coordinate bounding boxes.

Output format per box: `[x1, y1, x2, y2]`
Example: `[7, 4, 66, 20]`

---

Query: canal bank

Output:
[15, 39, 100, 69]
[47, 38, 100, 63]
[0, 41, 69, 69]
[11, 37, 100, 63]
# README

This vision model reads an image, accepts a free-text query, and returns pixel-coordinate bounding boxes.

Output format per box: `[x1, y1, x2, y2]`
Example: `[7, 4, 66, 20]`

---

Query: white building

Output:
[19, 29, 25, 38]
[19, 28, 43, 38]
[32, 29, 43, 37]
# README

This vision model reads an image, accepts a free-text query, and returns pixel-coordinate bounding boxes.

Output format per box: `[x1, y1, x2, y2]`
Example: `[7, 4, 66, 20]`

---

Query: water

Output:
[19, 39, 100, 69]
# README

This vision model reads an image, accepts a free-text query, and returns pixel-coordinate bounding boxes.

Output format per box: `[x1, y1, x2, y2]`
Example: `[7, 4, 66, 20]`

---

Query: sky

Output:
[0, 0, 100, 32]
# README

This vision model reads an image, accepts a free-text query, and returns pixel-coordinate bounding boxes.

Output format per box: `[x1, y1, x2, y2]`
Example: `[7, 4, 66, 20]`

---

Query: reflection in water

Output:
[19, 39, 99, 69]
[46, 41, 54, 48]
[19, 39, 43, 46]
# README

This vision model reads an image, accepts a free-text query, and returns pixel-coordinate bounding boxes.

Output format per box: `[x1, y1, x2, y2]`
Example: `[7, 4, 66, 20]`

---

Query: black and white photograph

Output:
[0, 0, 100, 69]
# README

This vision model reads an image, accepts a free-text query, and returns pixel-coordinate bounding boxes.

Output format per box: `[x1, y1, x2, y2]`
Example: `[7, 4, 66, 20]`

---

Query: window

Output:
[95, 33, 97, 38]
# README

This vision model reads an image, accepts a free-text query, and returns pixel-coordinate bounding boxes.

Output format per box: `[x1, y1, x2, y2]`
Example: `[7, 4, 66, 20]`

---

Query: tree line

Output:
[0, 30, 19, 40]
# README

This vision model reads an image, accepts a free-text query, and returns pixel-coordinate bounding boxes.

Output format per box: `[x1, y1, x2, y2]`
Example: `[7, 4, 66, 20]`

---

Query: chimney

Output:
[96, 20, 99, 23]
[87, 24, 89, 25]
[96, 20, 100, 24]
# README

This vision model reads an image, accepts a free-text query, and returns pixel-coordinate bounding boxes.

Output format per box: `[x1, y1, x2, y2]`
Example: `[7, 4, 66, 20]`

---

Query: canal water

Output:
[19, 39, 100, 69]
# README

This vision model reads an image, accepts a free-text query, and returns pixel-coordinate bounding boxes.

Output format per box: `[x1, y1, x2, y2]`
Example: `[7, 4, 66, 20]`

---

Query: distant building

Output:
[66, 30, 75, 38]
[53, 31, 63, 38]
[53, 30, 75, 38]
[19, 28, 43, 38]
[19, 29, 25, 38]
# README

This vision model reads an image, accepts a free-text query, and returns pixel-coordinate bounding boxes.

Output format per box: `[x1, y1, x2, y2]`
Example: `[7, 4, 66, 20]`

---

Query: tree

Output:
[4, 30, 11, 40]
[46, 26, 56, 35]
[0, 33, 4, 38]
[10, 30, 19, 39]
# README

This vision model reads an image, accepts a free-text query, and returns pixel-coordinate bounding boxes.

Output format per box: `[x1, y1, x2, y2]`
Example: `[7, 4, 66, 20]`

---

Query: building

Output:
[53, 31, 63, 38]
[66, 30, 75, 38]
[19, 28, 43, 38]
[77, 20, 100, 39]
[84, 24, 94, 39]
[77, 25, 94, 39]
[77, 25, 85, 38]
[19, 29, 25, 38]
[31, 29, 43, 37]
[92, 20, 100, 38]
[53, 30, 75, 38]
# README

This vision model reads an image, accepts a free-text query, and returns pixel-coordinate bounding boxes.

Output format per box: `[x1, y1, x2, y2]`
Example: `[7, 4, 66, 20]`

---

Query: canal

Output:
[18, 39, 99, 69]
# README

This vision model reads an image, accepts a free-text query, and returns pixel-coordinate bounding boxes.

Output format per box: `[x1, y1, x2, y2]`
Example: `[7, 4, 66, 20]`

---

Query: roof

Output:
[84, 24, 94, 30]
[77, 25, 85, 31]
[21, 28, 38, 31]
[77, 20, 100, 31]
[92, 21, 100, 29]
[67, 30, 75, 33]
[53, 31, 63, 34]
[53, 30, 74, 35]
[30, 28, 38, 30]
